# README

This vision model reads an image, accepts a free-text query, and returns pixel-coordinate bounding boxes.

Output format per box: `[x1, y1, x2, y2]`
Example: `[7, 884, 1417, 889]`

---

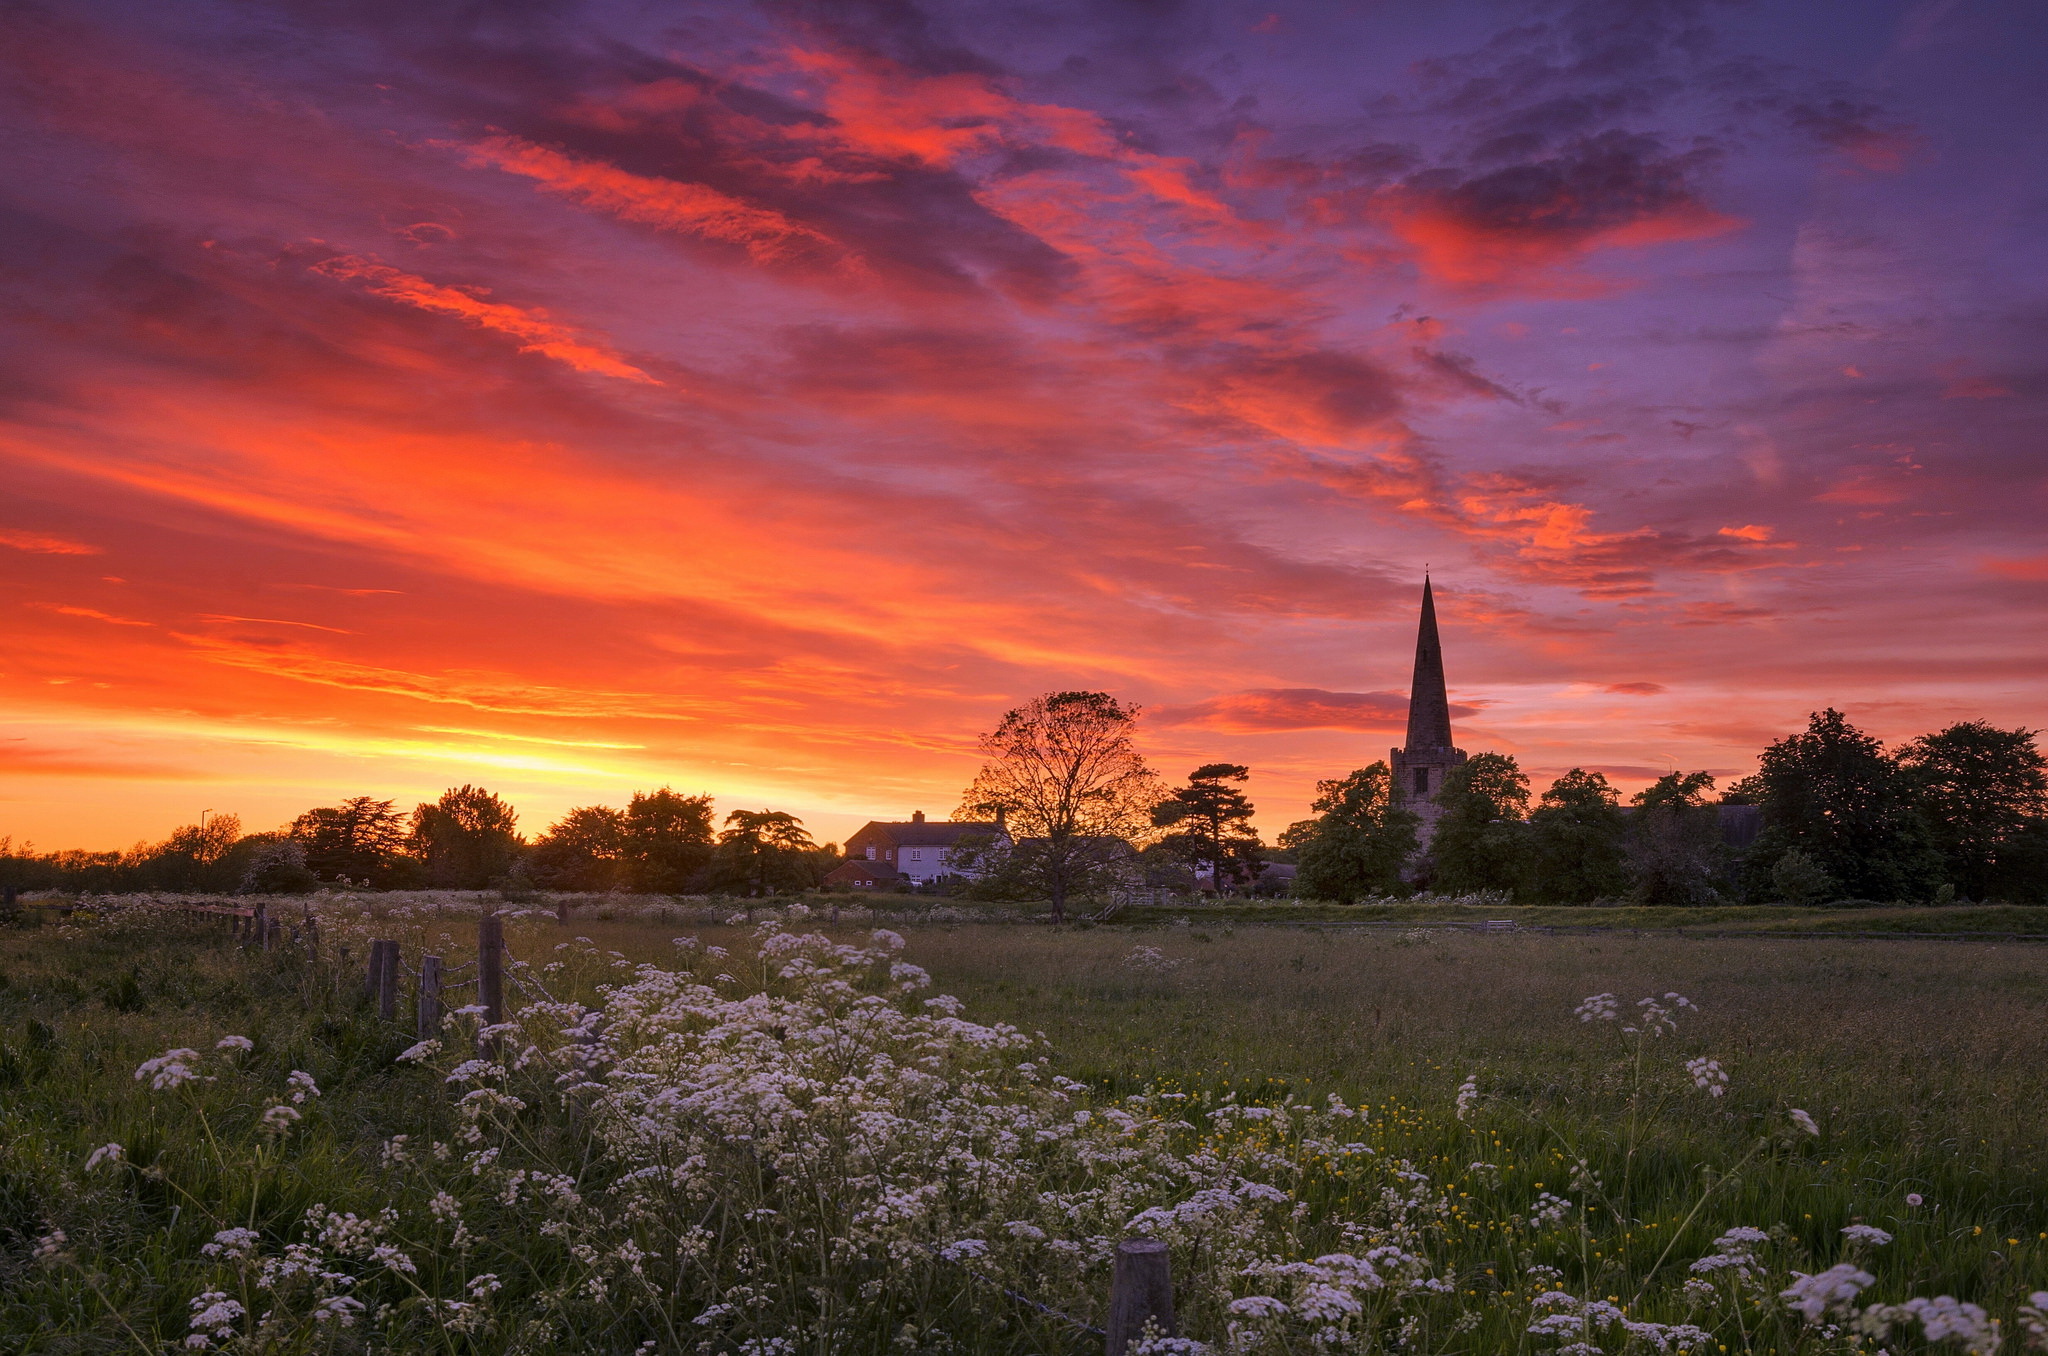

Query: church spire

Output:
[1403, 575, 1454, 751]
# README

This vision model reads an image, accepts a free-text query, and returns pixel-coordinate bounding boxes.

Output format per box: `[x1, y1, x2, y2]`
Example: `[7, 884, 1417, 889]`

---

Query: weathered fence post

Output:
[2, 885, 18, 919]
[556, 895, 570, 926]
[364, 939, 385, 1002]
[477, 913, 506, 1058]
[418, 953, 443, 1039]
[255, 903, 272, 951]
[1106, 1238, 1176, 1356]
[377, 939, 399, 1021]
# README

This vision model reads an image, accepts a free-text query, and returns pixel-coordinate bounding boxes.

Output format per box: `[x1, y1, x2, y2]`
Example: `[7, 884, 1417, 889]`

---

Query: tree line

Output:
[947, 695, 2047, 914]
[6, 699, 2041, 910]
[0, 787, 840, 898]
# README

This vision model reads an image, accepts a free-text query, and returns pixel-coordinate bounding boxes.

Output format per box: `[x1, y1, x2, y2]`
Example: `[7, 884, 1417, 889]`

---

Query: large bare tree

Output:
[957, 691, 1162, 921]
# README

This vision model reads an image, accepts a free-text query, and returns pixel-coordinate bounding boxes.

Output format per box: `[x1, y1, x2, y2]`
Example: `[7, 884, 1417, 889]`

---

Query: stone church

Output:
[1389, 577, 1466, 843]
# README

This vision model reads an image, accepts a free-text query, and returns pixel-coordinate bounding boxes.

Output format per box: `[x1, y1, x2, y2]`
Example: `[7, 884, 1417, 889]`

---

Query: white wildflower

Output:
[1790, 1108, 1819, 1136]
[259, 1104, 301, 1135]
[1575, 993, 1619, 1022]
[1229, 1296, 1291, 1318]
[84, 1143, 124, 1171]
[135, 1048, 205, 1090]
[1455, 1076, 1480, 1121]
[188, 1291, 245, 1341]
[939, 1239, 989, 1262]
[286, 1070, 320, 1104]
[1841, 1224, 1892, 1247]
[1781, 1264, 1875, 1321]
[1906, 1192, 1925, 1207]
[32, 1228, 68, 1261]
[215, 1035, 254, 1053]
[396, 1039, 442, 1064]
[313, 1296, 365, 1326]
[201, 1227, 260, 1261]
[1683, 1057, 1728, 1096]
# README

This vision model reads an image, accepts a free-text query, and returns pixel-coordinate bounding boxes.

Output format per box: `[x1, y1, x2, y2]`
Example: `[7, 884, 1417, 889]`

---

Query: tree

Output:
[1286, 762, 1418, 904]
[528, 806, 628, 892]
[1151, 763, 1263, 895]
[1896, 721, 2048, 900]
[1771, 848, 1836, 906]
[1525, 769, 1629, 905]
[710, 810, 818, 897]
[621, 788, 716, 893]
[133, 814, 245, 892]
[1627, 771, 1723, 907]
[409, 786, 522, 889]
[1427, 753, 1531, 896]
[1750, 709, 1941, 902]
[239, 837, 319, 894]
[957, 691, 1162, 922]
[291, 797, 406, 885]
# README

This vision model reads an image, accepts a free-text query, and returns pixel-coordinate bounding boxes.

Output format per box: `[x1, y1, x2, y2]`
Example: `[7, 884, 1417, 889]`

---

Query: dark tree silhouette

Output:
[1152, 763, 1263, 895]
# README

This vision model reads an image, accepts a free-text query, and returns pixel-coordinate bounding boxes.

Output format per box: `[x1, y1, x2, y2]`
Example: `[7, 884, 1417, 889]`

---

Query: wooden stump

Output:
[418, 953, 443, 1039]
[477, 913, 505, 1058]
[1106, 1238, 1176, 1356]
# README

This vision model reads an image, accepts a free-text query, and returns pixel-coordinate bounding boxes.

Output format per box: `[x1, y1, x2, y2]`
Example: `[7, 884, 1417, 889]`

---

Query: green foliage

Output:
[1525, 769, 1629, 904]
[1750, 710, 1942, 902]
[709, 809, 820, 896]
[620, 787, 715, 893]
[526, 805, 629, 892]
[1151, 763, 1263, 894]
[957, 691, 1161, 920]
[1628, 770, 1724, 907]
[288, 797, 406, 886]
[1426, 752, 1531, 896]
[408, 786, 523, 889]
[1896, 720, 2048, 900]
[1288, 762, 1417, 903]
[1771, 847, 1837, 906]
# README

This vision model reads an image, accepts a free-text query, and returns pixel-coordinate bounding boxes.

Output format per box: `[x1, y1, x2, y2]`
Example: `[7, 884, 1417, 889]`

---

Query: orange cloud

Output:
[0, 529, 101, 554]
[310, 254, 658, 384]
[464, 135, 850, 270]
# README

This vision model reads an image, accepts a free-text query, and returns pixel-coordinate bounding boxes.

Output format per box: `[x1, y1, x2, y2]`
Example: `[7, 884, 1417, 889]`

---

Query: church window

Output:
[1415, 768, 1430, 795]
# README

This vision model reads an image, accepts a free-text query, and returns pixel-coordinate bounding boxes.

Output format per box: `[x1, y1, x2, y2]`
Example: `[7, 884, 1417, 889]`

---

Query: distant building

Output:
[1390, 576, 1467, 845]
[840, 811, 1005, 885]
[823, 858, 903, 891]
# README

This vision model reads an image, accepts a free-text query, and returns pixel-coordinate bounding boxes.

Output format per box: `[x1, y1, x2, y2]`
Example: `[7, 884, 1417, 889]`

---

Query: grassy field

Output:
[2, 903, 2044, 1353]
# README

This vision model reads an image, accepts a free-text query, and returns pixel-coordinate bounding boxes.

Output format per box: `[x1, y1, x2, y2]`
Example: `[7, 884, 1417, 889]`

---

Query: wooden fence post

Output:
[378, 940, 400, 1020]
[477, 913, 505, 1058]
[2, 885, 18, 918]
[1106, 1238, 1176, 1356]
[557, 895, 570, 926]
[418, 953, 443, 1039]
[255, 903, 272, 951]
[364, 939, 385, 1003]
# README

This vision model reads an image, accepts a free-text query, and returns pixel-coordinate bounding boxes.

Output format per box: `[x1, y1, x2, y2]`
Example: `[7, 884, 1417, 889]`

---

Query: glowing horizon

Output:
[3, 1, 2044, 853]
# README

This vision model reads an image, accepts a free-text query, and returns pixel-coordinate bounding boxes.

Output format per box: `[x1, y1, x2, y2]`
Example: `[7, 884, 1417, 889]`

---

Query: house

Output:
[823, 858, 904, 891]
[842, 811, 1004, 885]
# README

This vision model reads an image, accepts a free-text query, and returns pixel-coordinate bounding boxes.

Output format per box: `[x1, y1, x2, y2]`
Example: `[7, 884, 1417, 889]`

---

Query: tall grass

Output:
[1, 905, 2043, 1354]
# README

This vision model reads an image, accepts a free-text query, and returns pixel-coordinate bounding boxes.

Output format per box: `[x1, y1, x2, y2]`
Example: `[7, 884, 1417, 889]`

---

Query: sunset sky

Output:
[4, 0, 2045, 852]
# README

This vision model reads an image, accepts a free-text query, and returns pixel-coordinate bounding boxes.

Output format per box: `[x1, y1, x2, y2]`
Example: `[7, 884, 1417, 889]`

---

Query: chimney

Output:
[911, 810, 925, 823]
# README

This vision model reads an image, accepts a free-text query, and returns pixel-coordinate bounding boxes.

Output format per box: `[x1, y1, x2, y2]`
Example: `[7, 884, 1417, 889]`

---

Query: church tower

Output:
[1389, 576, 1466, 842]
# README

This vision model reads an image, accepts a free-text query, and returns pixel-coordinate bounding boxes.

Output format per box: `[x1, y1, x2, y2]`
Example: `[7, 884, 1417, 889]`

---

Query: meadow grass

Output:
[1, 906, 2043, 1354]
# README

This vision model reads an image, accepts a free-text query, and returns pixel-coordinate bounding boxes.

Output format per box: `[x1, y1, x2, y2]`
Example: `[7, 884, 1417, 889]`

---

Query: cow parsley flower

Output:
[1790, 1108, 1819, 1136]
[1683, 1057, 1728, 1096]
[84, 1142, 123, 1171]
[259, 1104, 301, 1135]
[215, 1035, 254, 1053]
[201, 1228, 260, 1261]
[1781, 1264, 1874, 1321]
[1455, 1076, 1480, 1121]
[286, 1070, 320, 1104]
[1841, 1224, 1892, 1247]
[1575, 993, 1619, 1023]
[135, 1048, 205, 1090]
